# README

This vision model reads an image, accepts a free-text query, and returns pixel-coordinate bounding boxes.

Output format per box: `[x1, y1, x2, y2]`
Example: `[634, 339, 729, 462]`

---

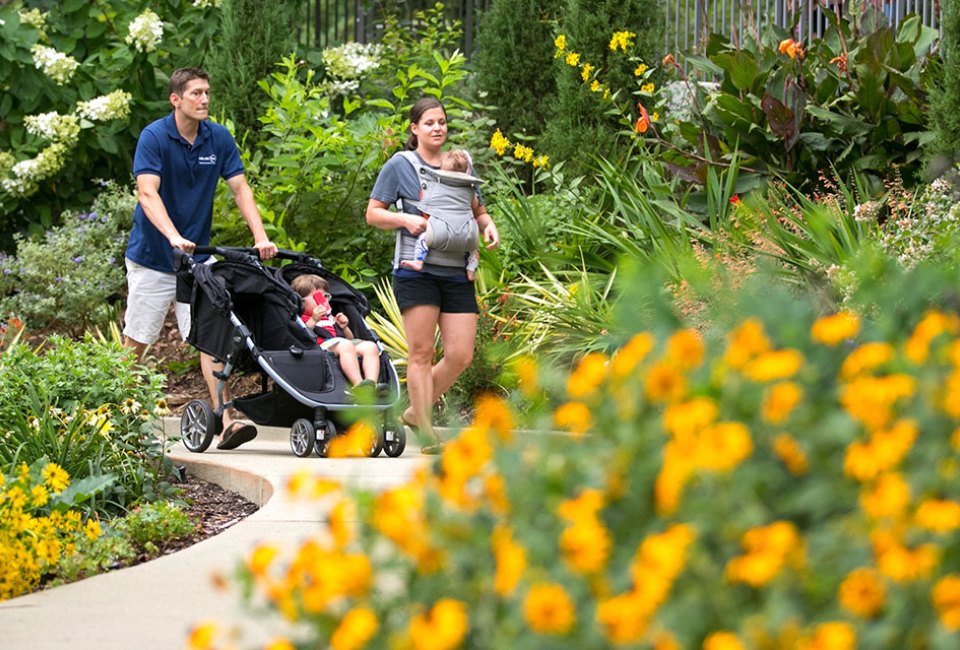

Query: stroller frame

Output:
[176, 246, 406, 458]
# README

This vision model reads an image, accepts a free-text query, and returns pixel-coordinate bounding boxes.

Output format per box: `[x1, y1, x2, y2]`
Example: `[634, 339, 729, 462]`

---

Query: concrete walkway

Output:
[0, 419, 429, 650]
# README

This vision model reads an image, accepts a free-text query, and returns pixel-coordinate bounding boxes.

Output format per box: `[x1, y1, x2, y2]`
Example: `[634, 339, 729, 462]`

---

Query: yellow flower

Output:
[840, 374, 916, 431]
[185, 620, 219, 650]
[560, 517, 611, 574]
[472, 394, 515, 442]
[801, 622, 855, 650]
[933, 574, 960, 630]
[83, 518, 102, 541]
[565, 51, 581, 66]
[667, 328, 705, 369]
[581, 62, 594, 81]
[554, 34, 566, 52]
[328, 498, 355, 549]
[874, 539, 940, 582]
[762, 382, 803, 424]
[726, 521, 802, 587]
[557, 488, 605, 522]
[331, 607, 378, 650]
[838, 567, 886, 618]
[328, 421, 378, 458]
[905, 310, 959, 363]
[652, 111, 659, 121]
[567, 352, 608, 398]
[772, 433, 808, 475]
[492, 527, 526, 596]
[641, 82, 656, 93]
[609, 30, 636, 51]
[724, 318, 771, 369]
[743, 349, 804, 382]
[523, 583, 576, 635]
[265, 639, 296, 650]
[513, 355, 539, 397]
[860, 472, 910, 520]
[611, 332, 654, 378]
[532, 154, 550, 168]
[248, 543, 279, 579]
[596, 591, 649, 643]
[811, 311, 860, 346]
[42, 463, 69, 492]
[590, 79, 601, 92]
[915, 498, 960, 533]
[703, 631, 746, 650]
[554, 401, 592, 438]
[839, 342, 895, 379]
[30, 484, 49, 507]
[409, 599, 469, 650]
[663, 397, 718, 441]
[490, 128, 510, 156]
[634, 63, 648, 76]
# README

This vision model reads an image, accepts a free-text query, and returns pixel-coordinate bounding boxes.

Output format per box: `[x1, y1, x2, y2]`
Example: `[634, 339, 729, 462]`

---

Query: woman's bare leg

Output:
[402, 304, 441, 440]
[432, 311, 477, 399]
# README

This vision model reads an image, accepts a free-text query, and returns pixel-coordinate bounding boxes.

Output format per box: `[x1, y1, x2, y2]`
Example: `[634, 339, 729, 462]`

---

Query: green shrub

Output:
[0, 335, 171, 514]
[0, 182, 135, 334]
[0, 0, 221, 247]
[472, 0, 564, 139]
[541, 0, 662, 168]
[927, 0, 960, 165]
[204, 0, 296, 144]
[114, 500, 196, 555]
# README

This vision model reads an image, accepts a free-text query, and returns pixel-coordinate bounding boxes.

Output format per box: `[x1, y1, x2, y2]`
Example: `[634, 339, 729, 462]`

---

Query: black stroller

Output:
[174, 246, 405, 458]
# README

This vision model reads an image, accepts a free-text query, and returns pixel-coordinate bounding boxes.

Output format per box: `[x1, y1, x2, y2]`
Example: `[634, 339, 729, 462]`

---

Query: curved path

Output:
[0, 419, 427, 650]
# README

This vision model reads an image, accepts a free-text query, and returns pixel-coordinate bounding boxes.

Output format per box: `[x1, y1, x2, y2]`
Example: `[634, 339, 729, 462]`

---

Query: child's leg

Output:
[465, 248, 479, 281]
[356, 341, 381, 380]
[400, 223, 432, 271]
[332, 341, 363, 385]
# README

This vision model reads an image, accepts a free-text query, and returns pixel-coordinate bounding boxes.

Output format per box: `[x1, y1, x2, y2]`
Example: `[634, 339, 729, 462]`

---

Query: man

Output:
[122, 67, 278, 450]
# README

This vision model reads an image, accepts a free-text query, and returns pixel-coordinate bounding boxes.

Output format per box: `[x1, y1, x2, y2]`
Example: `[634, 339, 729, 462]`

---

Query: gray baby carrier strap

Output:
[395, 151, 480, 267]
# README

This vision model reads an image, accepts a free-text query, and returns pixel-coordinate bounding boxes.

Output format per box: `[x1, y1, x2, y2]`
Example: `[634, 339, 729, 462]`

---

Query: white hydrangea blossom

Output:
[1, 143, 68, 198]
[322, 42, 383, 81]
[18, 8, 46, 30]
[192, 0, 223, 7]
[31, 44, 79, 86]
[0, 152, 14, 176]
[125, 9, 164, 53]
[24, 112, 80, 146]
[76, 90, 133, 122]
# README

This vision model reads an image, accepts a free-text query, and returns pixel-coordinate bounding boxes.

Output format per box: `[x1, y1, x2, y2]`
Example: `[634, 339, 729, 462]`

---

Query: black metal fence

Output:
[296, 0, 943, 58]
[296, 0, 491, 57]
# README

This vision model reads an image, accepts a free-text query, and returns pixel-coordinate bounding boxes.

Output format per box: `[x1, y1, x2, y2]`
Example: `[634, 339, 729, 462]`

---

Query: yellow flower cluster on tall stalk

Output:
[212, 300, 960, 648]
[0, 462, 101, 600]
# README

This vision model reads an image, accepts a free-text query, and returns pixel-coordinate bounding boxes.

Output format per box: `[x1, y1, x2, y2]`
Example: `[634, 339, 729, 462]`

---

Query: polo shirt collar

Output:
[162, 112, 210, 147]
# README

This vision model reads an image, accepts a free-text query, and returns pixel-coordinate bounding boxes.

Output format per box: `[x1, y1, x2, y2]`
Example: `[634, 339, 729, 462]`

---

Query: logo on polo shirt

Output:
[198, 154, 217, 165]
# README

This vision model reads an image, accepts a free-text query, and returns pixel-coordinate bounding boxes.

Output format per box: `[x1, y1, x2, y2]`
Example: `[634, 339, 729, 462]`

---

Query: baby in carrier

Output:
[290, 274, 382, 392]
[400, 149, 481, 281]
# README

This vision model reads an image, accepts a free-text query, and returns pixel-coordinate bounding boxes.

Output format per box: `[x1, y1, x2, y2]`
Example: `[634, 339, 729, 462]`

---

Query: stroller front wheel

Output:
[290, 418, 316, 458]
[181, 400, 218, 453]
[314, 418, 336, 458]
[382, 418, 406, 458]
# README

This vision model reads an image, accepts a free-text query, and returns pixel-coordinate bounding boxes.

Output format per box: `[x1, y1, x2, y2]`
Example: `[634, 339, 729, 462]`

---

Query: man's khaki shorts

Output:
[122, 258, 191, 345]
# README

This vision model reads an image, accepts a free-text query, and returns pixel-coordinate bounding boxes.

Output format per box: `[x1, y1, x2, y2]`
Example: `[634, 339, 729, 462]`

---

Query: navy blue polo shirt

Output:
[125, 113, 244, 272]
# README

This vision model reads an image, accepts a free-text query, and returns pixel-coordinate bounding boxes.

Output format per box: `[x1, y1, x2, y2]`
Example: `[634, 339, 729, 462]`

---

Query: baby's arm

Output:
[335, 313, 354, 339]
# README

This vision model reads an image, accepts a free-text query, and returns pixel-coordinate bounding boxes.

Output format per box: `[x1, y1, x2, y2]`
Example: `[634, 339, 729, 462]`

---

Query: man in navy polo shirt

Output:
[122, 67, 277, 450]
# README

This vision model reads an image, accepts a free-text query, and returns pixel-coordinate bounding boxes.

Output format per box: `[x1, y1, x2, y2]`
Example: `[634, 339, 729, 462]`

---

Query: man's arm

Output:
[226, 173, 277, 259]
[136, 173, 195, 252]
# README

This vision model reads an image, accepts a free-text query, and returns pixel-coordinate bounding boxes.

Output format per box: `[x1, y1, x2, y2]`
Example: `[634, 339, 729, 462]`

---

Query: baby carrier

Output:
[394, 150, 481, 268]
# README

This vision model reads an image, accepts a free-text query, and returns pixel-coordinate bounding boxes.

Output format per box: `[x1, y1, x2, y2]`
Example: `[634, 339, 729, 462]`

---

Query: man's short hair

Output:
[168, 67, 210, 96]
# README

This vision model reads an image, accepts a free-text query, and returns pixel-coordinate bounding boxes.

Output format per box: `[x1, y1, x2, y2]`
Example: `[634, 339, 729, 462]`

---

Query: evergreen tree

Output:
[204, 0, 296, 142]
[472, 0, 565, 139]
[542, 0, 662, 168]
[928, 0, 960, 166]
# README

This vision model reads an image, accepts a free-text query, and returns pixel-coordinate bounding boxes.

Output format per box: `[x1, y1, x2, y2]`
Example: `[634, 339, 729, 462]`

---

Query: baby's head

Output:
[441, 149, 469, 173]
[290, 273, 328, 298]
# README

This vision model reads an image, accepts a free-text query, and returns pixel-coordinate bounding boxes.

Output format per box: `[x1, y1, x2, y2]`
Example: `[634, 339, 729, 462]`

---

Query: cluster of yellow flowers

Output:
[0, 462, 101, 601]
[206, 304, 960, 648]
[488, 128, 549, 169]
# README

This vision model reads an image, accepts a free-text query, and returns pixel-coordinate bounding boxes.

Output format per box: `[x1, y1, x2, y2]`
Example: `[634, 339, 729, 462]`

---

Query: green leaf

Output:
[805, 105, 872, 136]
[54, 473, 116, 510]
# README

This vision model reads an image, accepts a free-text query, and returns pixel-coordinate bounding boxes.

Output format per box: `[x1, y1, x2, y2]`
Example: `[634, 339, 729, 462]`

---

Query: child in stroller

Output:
[290, 273, 384, 394]
[176, 247, 405, 458]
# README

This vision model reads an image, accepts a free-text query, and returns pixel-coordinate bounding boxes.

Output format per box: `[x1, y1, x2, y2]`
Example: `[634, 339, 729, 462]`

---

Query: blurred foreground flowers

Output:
[205, 283, 960, 649]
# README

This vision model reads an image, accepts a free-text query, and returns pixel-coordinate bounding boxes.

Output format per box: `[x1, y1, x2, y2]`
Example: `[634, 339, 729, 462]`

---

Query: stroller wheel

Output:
[382, 418, 406, 458]
[366, 426, 383, 458]
[180, 400, 218, 453]
[314, 419, 336, 458]
[290, 418, 316, 458]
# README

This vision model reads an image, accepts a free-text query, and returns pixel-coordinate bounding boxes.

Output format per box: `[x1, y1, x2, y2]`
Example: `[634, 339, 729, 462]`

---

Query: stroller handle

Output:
[191, 246, 314, 264]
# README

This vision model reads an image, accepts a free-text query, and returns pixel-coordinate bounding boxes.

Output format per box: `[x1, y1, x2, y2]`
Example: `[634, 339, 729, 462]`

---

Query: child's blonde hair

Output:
[441, 149, 469, 173]
[290, 273, 328, 297]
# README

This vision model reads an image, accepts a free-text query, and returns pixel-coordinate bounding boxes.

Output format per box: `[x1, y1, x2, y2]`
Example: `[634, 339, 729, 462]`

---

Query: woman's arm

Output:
[472, 197, 500, 250]
[365, 198, 428, 236]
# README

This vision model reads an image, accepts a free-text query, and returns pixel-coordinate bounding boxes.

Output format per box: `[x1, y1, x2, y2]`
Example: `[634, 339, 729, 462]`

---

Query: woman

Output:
[365, 97, 500, 453]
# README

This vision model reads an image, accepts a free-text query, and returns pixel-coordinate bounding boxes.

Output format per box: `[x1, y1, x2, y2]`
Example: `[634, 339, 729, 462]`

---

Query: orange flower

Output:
[778, 38, 803, 59]
[635, 102, 651, 134]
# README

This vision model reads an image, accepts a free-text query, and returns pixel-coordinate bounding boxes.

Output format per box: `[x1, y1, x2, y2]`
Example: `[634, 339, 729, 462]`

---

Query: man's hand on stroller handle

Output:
[169, 234, 196, 253]
[254, 239, 278, 260]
